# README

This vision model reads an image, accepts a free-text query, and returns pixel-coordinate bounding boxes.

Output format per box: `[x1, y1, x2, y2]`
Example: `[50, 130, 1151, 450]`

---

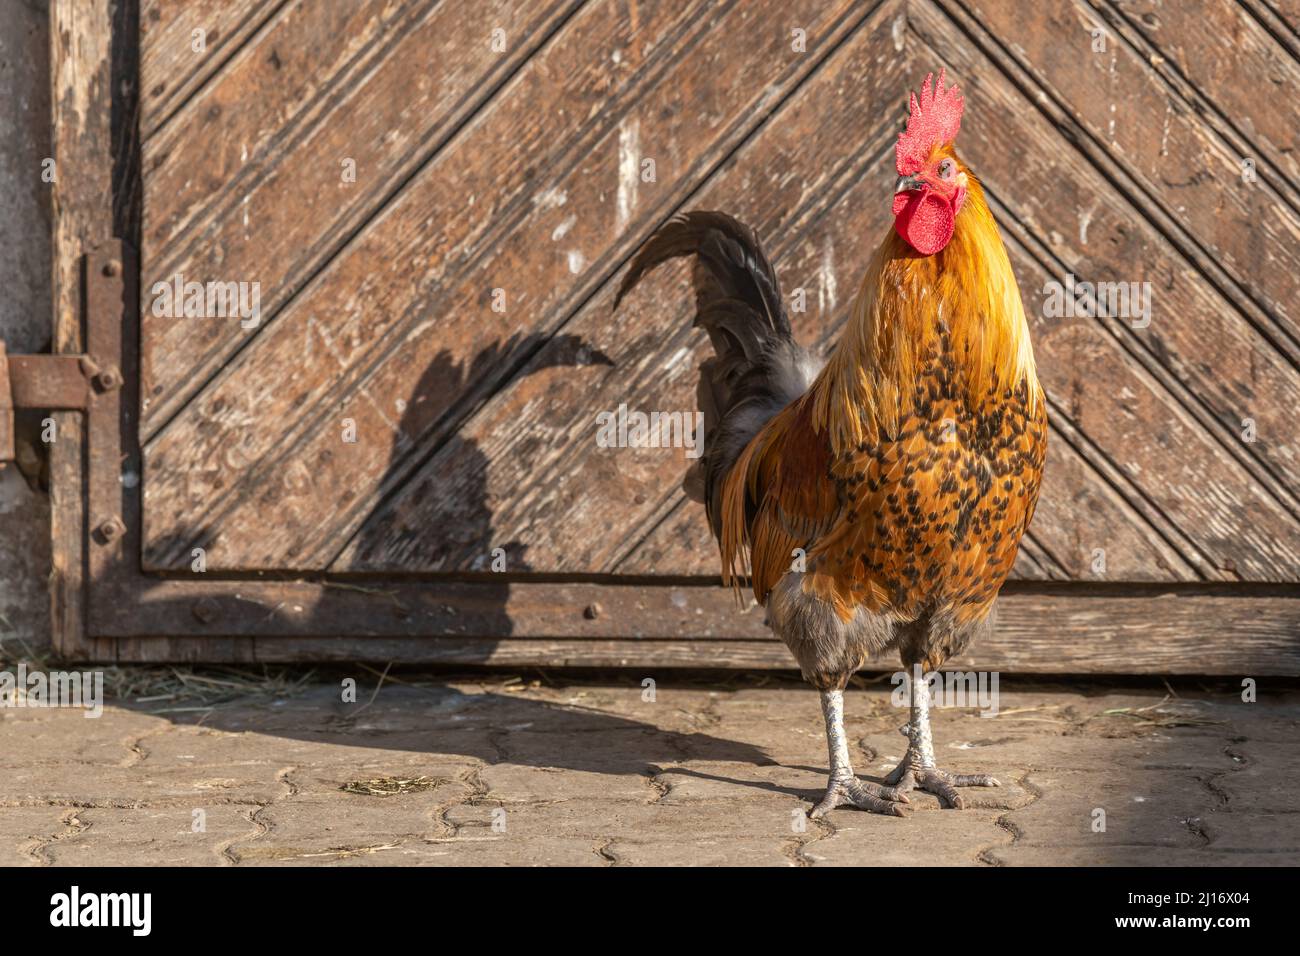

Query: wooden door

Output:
[48, 0, 1300, 669]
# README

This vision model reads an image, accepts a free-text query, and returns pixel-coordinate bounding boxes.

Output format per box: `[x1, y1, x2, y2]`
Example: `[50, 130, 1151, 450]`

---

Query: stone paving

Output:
[1, 671, 1296, 866]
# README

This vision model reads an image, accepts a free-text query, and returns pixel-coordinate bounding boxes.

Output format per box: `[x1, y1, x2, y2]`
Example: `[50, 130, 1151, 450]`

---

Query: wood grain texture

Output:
[140, 0, 579, 435]
[336, 4, 1273, 582]
[337, 0, 908, 575]
[49, 0, 115, 658]
[1103, 0, 1300, 184]
[99, 584, 1300, 676]
[340, 11, 1211, 587]
[143, 0, 419, 262]
[142, 0, 874, 570]
[141, 0, 728, 541]
[137, 0, 1300, 584]
[140, 0, 278, 139]
[1253, 0, 1300, 36]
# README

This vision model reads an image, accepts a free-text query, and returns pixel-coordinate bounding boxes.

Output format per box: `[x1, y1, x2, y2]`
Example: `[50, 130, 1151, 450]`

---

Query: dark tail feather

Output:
[614, 211, 787, 339]
[614, 211, 818, 535]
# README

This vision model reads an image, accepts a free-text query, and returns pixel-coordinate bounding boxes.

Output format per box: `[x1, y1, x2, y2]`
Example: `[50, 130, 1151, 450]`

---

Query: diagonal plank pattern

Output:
[141, 0, 583, 433]
[142, 0, 875, 568]
[140, 0, 1300, 586]
[140, 0, 284, 140]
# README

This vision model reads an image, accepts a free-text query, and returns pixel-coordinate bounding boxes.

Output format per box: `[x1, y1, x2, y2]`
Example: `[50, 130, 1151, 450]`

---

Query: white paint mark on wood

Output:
[1078, 202, 1096, 245]
[818, 235, 837, 312]
[306, 315, 352, 370]
[662, 345, 691, 371]
[551, 214, 576, 241]
[534, 187, 567, 210]
[617, 117, 640, 229]
[358, 386, 406, 444]
[567, 249, 586, 274]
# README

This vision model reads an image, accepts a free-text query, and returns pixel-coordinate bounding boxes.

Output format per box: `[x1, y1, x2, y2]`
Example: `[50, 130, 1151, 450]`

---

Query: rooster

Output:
[614, 70, 1047, 816]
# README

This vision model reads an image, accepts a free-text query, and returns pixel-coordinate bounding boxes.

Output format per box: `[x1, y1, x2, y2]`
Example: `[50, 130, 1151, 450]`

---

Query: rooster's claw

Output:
[884, 758, 1000, 810]
[809, 776, 910, 818]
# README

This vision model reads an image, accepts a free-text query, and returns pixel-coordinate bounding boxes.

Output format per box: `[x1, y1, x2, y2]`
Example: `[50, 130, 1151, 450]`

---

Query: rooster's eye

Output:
[937, 159, 957, 182]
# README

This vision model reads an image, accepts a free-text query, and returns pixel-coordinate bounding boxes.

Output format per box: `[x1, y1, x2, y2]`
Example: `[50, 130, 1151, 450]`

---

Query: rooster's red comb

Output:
[895, 68, 964, 176]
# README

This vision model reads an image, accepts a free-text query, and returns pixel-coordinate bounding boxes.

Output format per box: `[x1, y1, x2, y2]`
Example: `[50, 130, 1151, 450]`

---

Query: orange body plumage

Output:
[720, 159, 1047, 660]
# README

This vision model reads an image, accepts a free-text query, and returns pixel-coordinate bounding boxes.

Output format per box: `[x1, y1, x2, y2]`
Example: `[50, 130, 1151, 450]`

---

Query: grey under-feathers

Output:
[614, 211, 820, 541]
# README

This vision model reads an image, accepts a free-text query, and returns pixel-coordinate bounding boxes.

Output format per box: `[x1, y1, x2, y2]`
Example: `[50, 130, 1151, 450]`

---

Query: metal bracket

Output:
[0, 341, 98, 472]
[82, 239, 139, 634]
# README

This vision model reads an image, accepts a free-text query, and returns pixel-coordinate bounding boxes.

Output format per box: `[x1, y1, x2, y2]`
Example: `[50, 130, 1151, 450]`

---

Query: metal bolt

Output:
[583, 602, 602, 620]
[101, 260, 121, 278]
[191, 598, 220, 625]
[97, 516, 126, 542]
[93, 367, 122, 392]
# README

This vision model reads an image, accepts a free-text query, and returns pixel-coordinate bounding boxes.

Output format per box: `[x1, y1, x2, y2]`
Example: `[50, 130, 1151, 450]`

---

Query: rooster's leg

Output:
[883, 677, 999, 809]
[809, 689, 909, 818]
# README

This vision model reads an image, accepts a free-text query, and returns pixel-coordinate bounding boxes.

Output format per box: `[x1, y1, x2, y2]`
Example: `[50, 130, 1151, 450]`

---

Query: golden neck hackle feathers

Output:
[811, 169, 1040, 454]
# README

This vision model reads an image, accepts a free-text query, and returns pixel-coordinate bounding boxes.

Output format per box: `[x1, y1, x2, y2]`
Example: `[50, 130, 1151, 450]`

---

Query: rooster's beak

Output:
[895, 174, 924, 194]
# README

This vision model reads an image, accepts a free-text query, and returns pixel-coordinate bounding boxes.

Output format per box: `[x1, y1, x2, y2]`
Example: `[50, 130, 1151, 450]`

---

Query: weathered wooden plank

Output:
[914, 3, 1300, 581]
[49, 0, 112, 658]
[99, 584, 1300, 676]
[1103, 0, 1300, 183]
[331, 7, 910, 573]
[140, 0, 579, 435]
[999, 235, 1230, 584]
[1010, 424, 1196, 581]
[140, 0, 278, 139]
[99, 578, 766, 641]
[1253, 0, 1300, 37]
[144, 0, 423, 261]
[249, 629, 1283, 673]
[143, 0, 1300, 582]
[613, 499, 718, 577]
[947, 0, 1300, 502]
[141, 0, 725, 504]
[1011, 535, 1057, 579]
[247, 637, 790, 668]
[142, 0, 877, 570]
[112, 635, 258, 664]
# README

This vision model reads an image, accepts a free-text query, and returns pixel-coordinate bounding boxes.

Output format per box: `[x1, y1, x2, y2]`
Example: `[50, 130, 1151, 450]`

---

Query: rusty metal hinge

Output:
[0, 343, 99, 469]
[0, 245, 124, 477]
